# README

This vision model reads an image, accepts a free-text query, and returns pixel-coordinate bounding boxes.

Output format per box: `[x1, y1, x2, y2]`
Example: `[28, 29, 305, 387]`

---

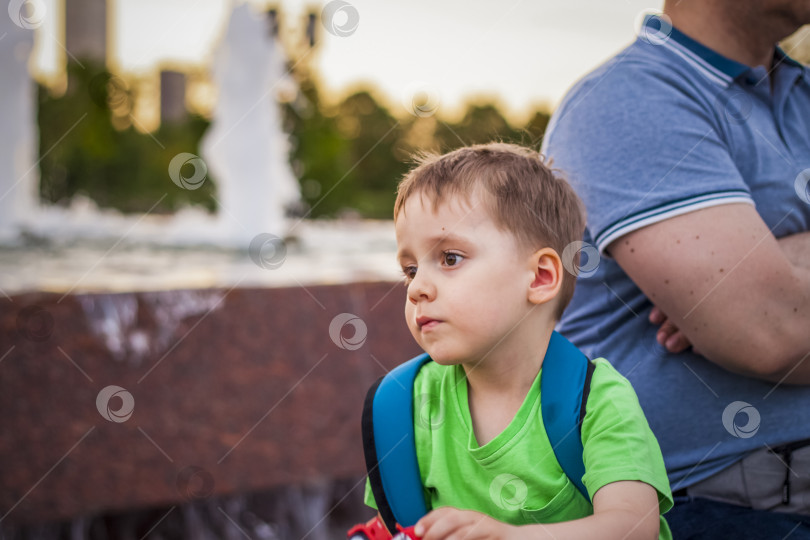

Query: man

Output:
[542, 0, 810, 536]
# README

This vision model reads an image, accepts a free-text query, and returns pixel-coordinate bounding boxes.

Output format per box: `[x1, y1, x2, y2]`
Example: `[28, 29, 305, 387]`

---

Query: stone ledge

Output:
[0, 282, 419, 524]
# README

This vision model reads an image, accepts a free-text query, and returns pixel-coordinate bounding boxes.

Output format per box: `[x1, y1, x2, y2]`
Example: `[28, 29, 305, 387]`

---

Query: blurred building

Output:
[159, 69, 188, 124]
[65, 0, 107, 63]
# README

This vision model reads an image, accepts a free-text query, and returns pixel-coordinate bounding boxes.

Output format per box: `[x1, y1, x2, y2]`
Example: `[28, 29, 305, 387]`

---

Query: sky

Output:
[33, 0, 665, 120]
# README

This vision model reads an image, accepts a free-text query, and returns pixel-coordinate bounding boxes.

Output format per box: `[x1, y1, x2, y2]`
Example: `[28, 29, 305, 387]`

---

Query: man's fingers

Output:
[665, 331, 692, 353]
[649, 305, 666, 324]
[651, 307, 696, 353]
[656, 319, 678, 345]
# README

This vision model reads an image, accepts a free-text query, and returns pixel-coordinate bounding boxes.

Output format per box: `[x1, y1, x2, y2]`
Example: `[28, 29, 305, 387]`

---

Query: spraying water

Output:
[0, 2, 300, 249]
[200, 3, 302, 246]
[0, 8, 39, 243]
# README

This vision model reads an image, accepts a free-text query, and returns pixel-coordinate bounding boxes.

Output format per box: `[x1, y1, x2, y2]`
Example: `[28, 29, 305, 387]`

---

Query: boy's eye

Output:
[402, 265, 417, 283]
[442, 252, 463, 266]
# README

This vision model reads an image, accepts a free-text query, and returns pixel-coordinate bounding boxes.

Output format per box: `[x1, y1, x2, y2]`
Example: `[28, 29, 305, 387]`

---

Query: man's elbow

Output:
[747, 355, 792, 381]
[706, 327, 807, 381]
[750, 349, 809, 382]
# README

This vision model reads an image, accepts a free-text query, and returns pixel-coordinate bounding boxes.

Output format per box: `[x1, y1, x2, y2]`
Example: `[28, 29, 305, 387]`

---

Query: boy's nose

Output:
[408, 269, 436, 303]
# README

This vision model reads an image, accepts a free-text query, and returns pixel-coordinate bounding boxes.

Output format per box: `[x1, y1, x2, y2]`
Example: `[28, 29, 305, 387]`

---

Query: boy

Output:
[362, 143, 672, 539]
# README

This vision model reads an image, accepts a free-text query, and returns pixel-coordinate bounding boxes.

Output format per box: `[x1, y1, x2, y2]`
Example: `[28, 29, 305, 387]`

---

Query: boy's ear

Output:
[527, 248, 563, 306]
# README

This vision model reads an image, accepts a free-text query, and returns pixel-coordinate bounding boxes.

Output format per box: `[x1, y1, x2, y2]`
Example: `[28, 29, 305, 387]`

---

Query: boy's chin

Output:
[422, 348, 467, 366]
[429, 355, 461, 366]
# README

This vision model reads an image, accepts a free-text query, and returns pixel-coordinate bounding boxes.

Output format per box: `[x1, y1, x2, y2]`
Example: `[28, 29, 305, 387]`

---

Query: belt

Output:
[673, 438, 810, 514]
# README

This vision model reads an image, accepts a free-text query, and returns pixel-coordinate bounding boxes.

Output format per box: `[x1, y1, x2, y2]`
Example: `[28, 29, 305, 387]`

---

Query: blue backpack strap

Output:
[361, 353, 432, 534]
[363, 336, 594, 528]
[541, 330, 595, 502]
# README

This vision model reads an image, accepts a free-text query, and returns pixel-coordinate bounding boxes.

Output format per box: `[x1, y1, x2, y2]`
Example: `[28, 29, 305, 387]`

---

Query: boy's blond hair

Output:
[394, 142, 586, 319]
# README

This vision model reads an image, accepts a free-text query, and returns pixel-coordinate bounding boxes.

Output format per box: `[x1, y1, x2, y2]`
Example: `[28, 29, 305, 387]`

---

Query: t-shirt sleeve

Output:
[542, 66, 753, 255]
[364, 477, 378, 510]
[580, 359, 673, 513]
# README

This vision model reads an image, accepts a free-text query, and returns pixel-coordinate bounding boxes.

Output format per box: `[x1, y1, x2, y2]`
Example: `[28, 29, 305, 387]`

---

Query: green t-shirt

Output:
[364, 358, 673, 539]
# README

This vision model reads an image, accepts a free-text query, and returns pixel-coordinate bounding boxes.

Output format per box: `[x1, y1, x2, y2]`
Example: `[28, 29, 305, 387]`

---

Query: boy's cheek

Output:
[404, 306, 419, 337]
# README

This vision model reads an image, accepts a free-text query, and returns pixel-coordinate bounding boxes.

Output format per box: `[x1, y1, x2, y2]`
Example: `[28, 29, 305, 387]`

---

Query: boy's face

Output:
[395, 191, 537, 366]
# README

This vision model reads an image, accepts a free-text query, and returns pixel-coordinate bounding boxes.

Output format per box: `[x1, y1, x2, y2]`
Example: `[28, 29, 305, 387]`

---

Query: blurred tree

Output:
[266, 84, 558, 219]
[284, 83, 408, 219]
[523, 111, 551, 147]
[38, 60, 553, 220]
[283, 78, 352, 218]
[335, 91, 408, 218]
[434, 103, 525, 150]
[38, 60, 216, 214]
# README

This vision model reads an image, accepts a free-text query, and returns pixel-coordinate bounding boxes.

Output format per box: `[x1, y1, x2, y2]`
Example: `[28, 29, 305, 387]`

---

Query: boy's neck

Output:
[462, 323, 555, 447]
[461, 322, 554, 401]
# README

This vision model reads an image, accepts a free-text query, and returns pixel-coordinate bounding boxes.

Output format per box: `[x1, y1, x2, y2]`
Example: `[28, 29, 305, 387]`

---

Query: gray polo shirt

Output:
[543, 15, 810, 488]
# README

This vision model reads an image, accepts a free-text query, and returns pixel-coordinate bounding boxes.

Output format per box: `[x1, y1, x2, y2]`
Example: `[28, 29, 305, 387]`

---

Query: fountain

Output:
[0, 5, 39, 243]
[200, 3, 302, 246]
[0, 2, 401, 295]
[1, 3, 299, 248]
[0, 3, 414, 537]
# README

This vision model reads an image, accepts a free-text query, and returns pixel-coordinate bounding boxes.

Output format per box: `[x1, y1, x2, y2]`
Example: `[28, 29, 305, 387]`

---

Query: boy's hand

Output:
[414, 507, 514, 540]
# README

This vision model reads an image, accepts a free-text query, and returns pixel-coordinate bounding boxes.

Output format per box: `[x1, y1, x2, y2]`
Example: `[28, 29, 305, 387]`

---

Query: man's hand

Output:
[415, 508, 515, 540]
[649, 306, 697, 354]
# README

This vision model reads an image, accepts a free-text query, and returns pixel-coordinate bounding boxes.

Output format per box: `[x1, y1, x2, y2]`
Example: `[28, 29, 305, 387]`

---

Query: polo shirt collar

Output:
[642, 14, 806, 87]
[773, 45, 806, 70]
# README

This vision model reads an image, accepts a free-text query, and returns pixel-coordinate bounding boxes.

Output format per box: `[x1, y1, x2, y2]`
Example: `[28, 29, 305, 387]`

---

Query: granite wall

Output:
[0, 282, 420, 526]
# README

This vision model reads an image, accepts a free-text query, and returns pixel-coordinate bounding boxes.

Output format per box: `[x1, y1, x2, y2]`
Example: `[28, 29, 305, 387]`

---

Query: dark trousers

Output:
[667, 496, 810, 539]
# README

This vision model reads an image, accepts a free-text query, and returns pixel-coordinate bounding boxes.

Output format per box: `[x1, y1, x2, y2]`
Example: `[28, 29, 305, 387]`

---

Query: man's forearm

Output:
[612, 205, 810, 382]
[778, 231, 810, 269]
[698, 260, 810, 384]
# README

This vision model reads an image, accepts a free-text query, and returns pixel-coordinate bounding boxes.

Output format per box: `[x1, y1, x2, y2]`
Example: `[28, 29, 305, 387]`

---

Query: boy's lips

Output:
[416, 316, 441, 330]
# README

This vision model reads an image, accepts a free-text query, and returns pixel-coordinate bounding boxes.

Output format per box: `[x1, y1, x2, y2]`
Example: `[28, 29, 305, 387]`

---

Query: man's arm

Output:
[610, 203, 810, 383]
[778, 231, 810, 269]
[651, 230, 810, 353]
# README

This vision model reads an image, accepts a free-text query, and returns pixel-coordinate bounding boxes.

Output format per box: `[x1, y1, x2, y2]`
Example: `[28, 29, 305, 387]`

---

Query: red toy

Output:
[392, 525, 421, 540]
[347, 516, 393, 540]
[347, 517, 422, 540]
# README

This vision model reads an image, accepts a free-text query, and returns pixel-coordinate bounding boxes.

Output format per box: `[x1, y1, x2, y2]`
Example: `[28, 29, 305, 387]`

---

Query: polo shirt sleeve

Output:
[580, 358, 673, 513]
[542, 65, 753, 255]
